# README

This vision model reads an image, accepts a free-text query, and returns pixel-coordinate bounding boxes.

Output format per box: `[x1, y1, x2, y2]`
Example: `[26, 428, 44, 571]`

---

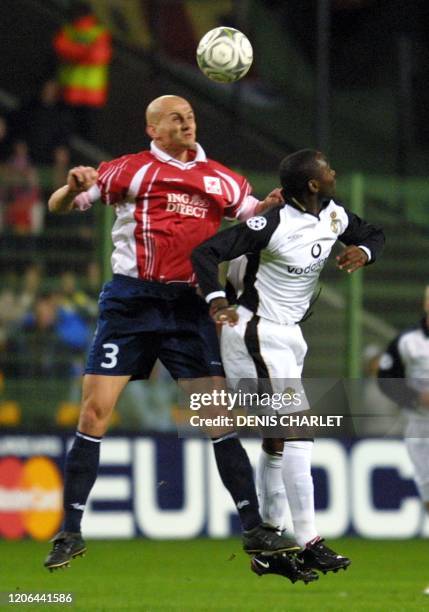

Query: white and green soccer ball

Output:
[196, 27, 253, 83]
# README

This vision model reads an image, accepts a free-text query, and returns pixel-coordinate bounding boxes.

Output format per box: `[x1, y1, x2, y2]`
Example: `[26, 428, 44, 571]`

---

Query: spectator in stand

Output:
[15, 263, 43, 317]
[0, 264, 43, 356]
[2, 141, 43, 235]
[16, 80, 71, 165]
[59, 270, 98, 323]
[6, 292, 73, 380]
[53, 1, 112, 140]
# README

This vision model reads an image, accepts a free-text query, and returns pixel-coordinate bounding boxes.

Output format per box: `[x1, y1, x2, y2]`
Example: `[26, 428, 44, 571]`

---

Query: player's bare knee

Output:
[80, 396, 112, 430]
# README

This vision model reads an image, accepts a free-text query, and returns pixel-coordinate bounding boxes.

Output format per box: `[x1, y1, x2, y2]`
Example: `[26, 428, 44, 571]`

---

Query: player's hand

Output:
[209, 298, 239, 327]
[336, 246, 368, 273]
[67, 166, 98, 194]
[256, 188, 284, 214]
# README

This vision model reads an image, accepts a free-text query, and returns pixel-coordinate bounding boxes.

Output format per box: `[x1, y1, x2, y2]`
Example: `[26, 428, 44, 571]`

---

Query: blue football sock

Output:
[63, 431, 101, 533]
[212, 433, 262, 531]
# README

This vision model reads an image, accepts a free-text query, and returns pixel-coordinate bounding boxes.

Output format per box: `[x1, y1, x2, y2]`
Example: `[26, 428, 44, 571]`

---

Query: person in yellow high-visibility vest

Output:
[53, 1, 112, 139]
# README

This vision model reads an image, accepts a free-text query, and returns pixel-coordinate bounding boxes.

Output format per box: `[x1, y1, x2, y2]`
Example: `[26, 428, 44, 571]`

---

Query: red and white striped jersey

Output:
[75, 142, 258, 284]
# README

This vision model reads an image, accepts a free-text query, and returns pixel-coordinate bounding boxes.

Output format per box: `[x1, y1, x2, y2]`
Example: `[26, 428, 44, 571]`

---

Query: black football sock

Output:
[63, 431, 101, 533]
[212, 433, 262, 531]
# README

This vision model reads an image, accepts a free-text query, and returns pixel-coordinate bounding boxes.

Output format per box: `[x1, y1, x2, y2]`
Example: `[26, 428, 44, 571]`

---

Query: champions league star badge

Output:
[330, 211, 341, 234]
[246, 216, 267, 231]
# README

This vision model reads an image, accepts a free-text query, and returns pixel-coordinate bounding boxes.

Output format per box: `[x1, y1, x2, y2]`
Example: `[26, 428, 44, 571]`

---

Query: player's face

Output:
[153, 101, 197, 152]
[314, 154, 336, 198]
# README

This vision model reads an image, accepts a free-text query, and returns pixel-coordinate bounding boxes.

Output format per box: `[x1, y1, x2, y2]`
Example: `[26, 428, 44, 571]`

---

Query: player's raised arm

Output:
[48, 166, 99, 214]
[336, 210, 385, 273]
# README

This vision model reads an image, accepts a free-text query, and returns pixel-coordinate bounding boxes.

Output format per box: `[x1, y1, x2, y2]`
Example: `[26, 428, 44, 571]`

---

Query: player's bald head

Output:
[145, 95, 192, 125]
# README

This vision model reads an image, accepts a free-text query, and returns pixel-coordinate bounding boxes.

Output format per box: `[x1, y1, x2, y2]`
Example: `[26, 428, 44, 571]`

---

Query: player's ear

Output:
[146, 124, 156, 139]
[308, 178, 319, 194]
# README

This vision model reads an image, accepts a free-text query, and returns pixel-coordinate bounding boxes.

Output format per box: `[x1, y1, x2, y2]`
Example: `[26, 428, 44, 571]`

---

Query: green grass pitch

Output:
[1, 538, 428, 611]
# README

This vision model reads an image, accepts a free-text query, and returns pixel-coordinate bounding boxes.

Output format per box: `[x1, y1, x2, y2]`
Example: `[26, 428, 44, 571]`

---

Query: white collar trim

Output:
[150, 141, 207, 168]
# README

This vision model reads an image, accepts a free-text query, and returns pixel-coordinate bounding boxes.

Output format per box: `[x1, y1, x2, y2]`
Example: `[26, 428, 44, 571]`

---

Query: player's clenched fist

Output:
[68, 166, 98, 194]
[209, 298, 239, 327]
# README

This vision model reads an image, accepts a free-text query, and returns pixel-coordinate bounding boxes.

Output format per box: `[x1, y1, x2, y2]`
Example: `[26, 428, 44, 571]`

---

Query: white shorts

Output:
[220, 305, 309, 414]
[404, 412, 429, 502]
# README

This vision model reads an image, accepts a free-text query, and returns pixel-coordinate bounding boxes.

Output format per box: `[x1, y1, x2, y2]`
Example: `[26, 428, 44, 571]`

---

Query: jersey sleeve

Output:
[73, 184, 101, 211]
[338, 208, 385, 263]
[377, 336, 419, 407]
[96, 157, 133, 206]
[191, 208, 281, 301]
[210, 167, 257, 220]
[72, 157, 132, 211]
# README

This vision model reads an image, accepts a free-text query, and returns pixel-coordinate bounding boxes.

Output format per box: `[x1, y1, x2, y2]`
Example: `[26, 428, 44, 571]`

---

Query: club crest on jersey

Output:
[330, 211, 342, 234]
[203, 176, 222, 194]
[246, 216, 267, 231]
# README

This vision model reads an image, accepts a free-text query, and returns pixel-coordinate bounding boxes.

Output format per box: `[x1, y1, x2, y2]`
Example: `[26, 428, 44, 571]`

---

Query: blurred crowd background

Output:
[0, 0, 428, 432]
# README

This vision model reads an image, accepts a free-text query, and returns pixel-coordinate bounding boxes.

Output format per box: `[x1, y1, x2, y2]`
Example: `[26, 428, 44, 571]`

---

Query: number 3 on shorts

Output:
[101, 343, 119, 368]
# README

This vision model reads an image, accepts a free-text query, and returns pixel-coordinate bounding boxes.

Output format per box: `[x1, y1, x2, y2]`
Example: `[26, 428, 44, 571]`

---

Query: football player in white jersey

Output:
[378, 286, 429, 593]
[192, 149, 385, 577]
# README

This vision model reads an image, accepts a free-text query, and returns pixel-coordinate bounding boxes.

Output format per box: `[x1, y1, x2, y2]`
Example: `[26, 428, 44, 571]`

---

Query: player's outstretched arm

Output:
[254, 188, 284, 215]
[48, 166, 98, 214]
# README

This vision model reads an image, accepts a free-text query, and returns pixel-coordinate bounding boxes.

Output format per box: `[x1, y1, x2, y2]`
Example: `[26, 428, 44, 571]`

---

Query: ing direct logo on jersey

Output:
[0, 456, 63, 540]
[166, 193, 210, 219]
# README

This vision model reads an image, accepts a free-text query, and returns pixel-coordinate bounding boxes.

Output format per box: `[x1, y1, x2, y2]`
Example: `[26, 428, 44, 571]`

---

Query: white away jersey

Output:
[378, 320, 429, 408]
[192, 199, 385, 325]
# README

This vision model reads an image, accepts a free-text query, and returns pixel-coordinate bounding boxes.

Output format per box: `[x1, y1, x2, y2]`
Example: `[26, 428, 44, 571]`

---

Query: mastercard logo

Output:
[0, 456, 63, 540]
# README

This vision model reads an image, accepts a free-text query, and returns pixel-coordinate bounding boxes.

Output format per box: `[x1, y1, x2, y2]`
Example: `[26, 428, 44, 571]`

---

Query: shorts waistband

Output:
[111, 274, 197, 297]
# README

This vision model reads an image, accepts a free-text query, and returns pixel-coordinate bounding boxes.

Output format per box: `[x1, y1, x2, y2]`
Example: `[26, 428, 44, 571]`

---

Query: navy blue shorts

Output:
[85, 274, 224, 380]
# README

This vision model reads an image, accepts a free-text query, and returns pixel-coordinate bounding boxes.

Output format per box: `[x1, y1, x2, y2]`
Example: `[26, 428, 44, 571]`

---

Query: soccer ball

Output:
[196, 27, 253, 83]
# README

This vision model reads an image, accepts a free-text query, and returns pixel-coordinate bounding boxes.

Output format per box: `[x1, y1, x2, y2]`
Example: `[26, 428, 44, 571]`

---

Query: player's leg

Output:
[214, 307, 299, 554]
[404, 424, 429, 512]
[45, 275, 159, 570]
[404, 418, 429, 593]
[178, 375, 298, 555]
[235, 315, 300, 534]
[247, 319, 350, 572]
[64, 374, 131, 528]
[44, 374, 130, 571]
[253, 323, 315, 543]
[220, 307, 286, 529]
[256, 437, 287, 530]
[162, 303, 298, 555]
